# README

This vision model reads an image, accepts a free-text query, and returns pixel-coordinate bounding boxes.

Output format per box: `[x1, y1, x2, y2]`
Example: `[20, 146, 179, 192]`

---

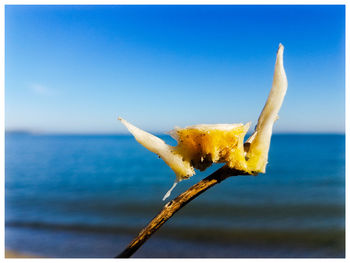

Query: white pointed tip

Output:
[118, 117, 131, 128]
[118, 116, 124, 122]
[277, 44, 284, 56]
[162, 181, 178, 201]
[162, 193, 170, 201]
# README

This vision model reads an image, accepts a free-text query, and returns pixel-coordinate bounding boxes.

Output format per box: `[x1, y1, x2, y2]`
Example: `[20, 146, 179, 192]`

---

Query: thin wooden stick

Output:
[116, 166, 249, 258]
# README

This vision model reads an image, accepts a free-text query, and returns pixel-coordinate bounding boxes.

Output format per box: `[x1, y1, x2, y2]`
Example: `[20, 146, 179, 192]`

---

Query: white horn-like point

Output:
[245, 44, 288, 173]
[118, 117, 195, 194]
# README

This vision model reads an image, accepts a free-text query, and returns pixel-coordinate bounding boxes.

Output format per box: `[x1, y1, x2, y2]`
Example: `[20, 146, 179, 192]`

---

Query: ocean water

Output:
[5, 133, 345, 258]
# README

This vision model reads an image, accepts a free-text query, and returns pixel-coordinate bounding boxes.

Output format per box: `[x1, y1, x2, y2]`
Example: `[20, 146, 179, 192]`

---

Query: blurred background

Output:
[5, 5, 345, 258]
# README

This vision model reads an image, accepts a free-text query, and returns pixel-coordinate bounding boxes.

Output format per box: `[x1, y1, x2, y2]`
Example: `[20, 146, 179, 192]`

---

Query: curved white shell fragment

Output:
[118, 117, 195, 181]
[245, 43, 288, 173]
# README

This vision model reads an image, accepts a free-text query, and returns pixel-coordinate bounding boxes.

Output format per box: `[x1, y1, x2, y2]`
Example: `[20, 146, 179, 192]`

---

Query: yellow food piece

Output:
[170, 123, 253, 174]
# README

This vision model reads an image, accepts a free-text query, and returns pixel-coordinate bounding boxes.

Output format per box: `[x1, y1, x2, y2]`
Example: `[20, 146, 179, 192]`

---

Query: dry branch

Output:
[116, 165, 249, 258]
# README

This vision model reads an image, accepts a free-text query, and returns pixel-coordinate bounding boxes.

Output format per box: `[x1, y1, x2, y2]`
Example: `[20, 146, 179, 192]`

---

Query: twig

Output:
[116, 165, 249, 258]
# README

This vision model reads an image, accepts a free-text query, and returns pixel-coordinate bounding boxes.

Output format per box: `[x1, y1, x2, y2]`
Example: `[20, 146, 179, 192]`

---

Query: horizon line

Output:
[4, 130, 346, 136]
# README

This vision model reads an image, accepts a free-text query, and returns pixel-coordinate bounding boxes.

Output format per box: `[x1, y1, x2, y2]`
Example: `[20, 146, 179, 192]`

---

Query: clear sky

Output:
[5, 5, 345, 134]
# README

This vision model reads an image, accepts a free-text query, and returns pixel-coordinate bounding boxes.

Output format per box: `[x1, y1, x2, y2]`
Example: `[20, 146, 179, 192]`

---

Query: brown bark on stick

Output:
[116, 165, 249, 258]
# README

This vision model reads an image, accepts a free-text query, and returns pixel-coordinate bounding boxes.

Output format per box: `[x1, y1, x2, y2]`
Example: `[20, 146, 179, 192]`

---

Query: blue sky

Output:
[5, 5, 345, 134]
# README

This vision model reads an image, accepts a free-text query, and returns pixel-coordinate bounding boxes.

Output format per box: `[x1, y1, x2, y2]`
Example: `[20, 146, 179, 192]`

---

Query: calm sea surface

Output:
[5, 133, 345, 257]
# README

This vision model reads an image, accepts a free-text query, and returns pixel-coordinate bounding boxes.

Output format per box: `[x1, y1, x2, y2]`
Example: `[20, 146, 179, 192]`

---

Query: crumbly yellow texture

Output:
[172, 124, 255, 174]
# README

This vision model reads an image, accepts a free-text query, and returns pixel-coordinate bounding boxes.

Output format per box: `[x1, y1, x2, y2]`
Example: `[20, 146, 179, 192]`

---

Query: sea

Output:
[5, 133, 345, 258]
